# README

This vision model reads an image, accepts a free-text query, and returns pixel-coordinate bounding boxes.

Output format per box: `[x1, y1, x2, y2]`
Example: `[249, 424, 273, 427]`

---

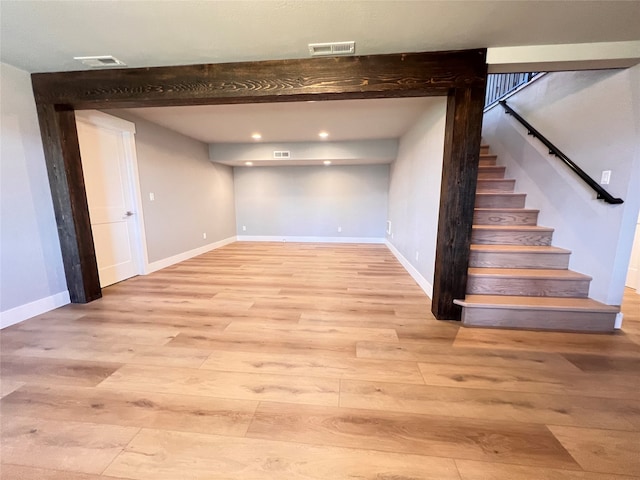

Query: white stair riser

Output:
[466, 277, 590, 297]
[469, 251, 570, 269]
[461, 308, 616, 332]
[473, 210, 539, 226]
[471, 229, 553, 246]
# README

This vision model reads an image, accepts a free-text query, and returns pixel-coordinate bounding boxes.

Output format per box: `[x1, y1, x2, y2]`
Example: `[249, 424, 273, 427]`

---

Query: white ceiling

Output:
[120, 97, 438, 143]
[1, 1, 639, 73]
[2, 1, 638, 147]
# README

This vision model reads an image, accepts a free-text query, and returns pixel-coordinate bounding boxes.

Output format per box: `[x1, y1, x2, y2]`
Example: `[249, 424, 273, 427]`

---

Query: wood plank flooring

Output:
[1, 242, 639, 480]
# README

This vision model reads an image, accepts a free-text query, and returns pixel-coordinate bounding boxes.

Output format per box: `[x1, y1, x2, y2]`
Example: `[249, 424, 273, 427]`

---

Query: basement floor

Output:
[1, 242, 639, 479]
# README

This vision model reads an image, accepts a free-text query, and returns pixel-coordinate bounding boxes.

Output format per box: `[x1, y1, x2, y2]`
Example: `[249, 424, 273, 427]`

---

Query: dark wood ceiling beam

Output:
[32, 50, 486, 109]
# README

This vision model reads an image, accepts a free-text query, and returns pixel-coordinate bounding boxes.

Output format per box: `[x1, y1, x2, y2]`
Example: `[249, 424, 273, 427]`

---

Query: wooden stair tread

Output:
[473, 225, 554, 232]
[468, 268, 592, 280]
[470, 245, 570, 254]
[454, 295, 619, 313]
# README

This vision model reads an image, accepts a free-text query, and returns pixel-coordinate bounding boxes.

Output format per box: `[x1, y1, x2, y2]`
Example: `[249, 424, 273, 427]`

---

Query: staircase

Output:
[454, 145, 618, 333]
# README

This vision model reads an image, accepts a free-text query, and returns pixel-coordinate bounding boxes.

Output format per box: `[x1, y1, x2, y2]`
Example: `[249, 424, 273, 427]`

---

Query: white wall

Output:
[233, 165, 388, 241]
[109, 111, 237, 264]
[386, 98, 448, 297]
[0, 62, 68, 327]
[482, 66, 640, 305]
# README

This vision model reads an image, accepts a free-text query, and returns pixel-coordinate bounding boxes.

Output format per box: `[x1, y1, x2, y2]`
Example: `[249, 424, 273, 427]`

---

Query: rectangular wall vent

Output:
[273, 151, 291, 159]
[308, 41, 355, 57]
[73, 55, 127, 68]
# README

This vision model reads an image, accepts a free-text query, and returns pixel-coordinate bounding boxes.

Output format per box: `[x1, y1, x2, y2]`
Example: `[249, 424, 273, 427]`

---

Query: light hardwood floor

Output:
[1, 242, 639, 479]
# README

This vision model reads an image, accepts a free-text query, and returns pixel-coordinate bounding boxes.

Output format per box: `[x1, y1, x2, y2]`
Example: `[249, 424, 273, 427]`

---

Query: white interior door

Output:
[76, 112, 143, 287]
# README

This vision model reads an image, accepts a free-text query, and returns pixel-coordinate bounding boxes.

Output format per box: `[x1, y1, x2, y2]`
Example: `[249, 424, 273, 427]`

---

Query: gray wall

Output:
[210, 139, 398, 165]
[234, 165, 389, 239]
[482, 66, 640, 305]
[0, 62, 67, 315]
[109, 111, 236, 263]
[386, 99, 448, 296]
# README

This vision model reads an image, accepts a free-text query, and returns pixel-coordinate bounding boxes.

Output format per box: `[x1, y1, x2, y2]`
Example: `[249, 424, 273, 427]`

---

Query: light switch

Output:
[149, 192, 155, 201]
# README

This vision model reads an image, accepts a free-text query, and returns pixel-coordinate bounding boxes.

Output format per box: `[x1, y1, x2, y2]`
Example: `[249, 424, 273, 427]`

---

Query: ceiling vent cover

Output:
[308, 41, 355, 57]
[74, 55, 127, 68]
[273, 151, 291, 159]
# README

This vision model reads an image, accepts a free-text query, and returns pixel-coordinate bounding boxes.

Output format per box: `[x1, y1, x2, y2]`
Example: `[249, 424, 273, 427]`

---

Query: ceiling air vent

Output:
[308, 41, 355, 57]
[273, 151, 291, 159]
[73, 55, 127, 68]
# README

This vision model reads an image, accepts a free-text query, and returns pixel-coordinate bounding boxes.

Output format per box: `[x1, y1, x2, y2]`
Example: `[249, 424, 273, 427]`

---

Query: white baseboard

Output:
[145, 236, 237, 274]
[0, 291, 70, 329]
[237, 235, 385, 244]
[385, 240, 433, 298]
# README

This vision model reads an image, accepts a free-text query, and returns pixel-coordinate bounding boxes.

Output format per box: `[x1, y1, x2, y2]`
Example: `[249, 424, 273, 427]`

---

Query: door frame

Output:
[31, 49, 488, 319]
[75, 110, 149, 280]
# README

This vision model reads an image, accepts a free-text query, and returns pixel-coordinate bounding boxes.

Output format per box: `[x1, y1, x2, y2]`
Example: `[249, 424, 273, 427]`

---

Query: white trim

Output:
[237, 235, 385, 244]
[145, 236, 237, 274]
[1, 291, 70, 329]
[615, 312, 624, 329]
[122, 126, 150, 274]
[385, 240, 433, 298]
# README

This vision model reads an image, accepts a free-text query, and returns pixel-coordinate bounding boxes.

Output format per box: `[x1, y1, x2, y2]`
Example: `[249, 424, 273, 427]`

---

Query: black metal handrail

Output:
[499, 101, 623, 205]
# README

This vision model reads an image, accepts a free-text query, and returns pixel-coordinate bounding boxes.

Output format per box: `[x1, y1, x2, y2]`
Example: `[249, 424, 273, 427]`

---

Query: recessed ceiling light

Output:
[245, 162, 253, 166]
[318, 131, 329, 139]
[323, 160, 332, 166]
[251, 133, 262, 140]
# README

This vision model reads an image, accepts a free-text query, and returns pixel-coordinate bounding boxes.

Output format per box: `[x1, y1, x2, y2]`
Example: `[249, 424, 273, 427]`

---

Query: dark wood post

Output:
[35, 104, 101, 303]
[432, 84, 487, 320]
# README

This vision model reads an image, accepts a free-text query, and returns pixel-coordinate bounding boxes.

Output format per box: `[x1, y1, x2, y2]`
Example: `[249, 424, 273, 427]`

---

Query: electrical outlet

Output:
[149, 192, 155, 201]
[415, 251, 419, 261]
[203, 233, 207, 239]
[242, 225, 247, 231]
[337, 226, 342, 233]
[600, 170, 611, 185]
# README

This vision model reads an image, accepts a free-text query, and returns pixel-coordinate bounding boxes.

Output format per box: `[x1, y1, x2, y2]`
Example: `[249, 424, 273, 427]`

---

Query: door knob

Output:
[124, 211, 134, 217]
